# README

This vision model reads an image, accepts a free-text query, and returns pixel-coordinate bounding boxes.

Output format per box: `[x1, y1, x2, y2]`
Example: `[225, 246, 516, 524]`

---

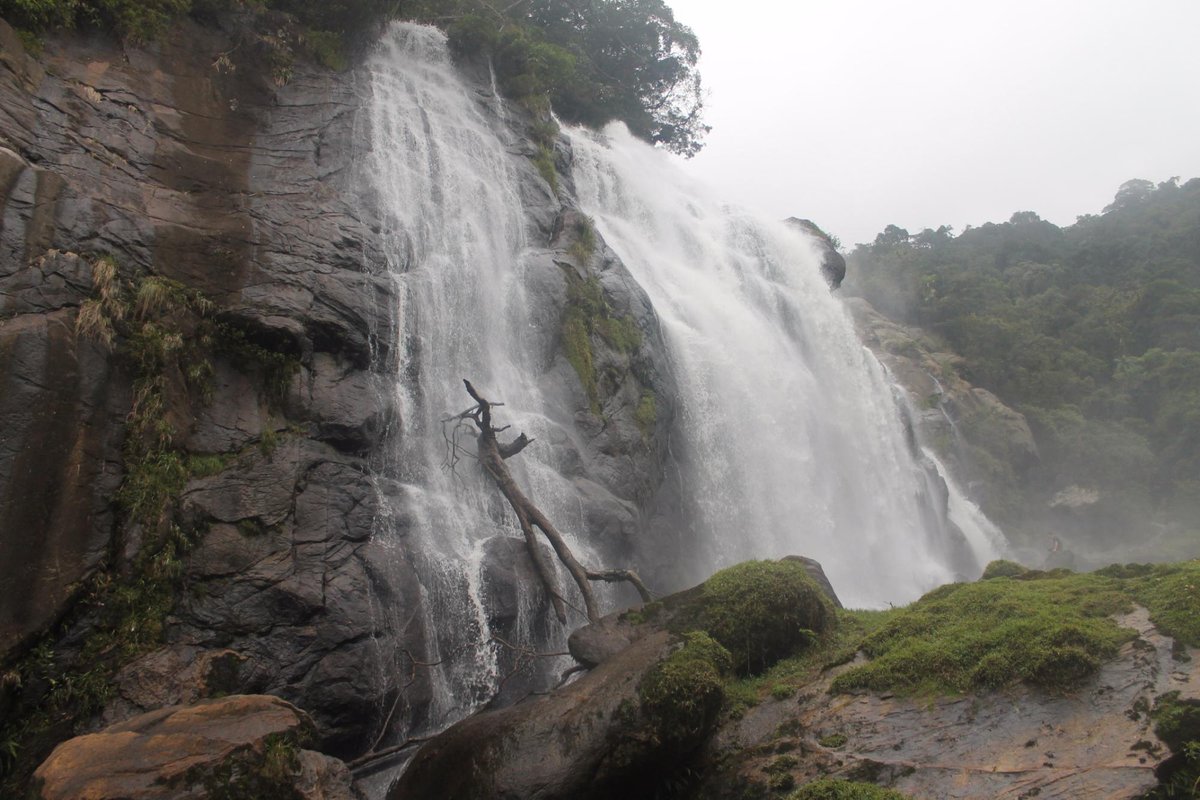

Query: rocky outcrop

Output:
[394, 558, 837, 799]
[397, 558, 1198, 800]
[846, 297, 1038, 523]
[0, 11, 407, 763]
[785, 218, 846, 289]
[0, 12, 685, 789]
[32, 695, 358, 800]
[699, 605, 1198, 799]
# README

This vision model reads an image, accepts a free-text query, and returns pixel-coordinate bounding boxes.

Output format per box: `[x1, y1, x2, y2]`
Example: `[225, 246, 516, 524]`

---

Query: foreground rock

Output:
[392, 559, 836, 799]
[700, 604, 1198, 799]
[32, 695, 358, 800]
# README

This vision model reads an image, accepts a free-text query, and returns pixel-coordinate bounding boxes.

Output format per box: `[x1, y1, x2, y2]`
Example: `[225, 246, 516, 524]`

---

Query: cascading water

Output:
[364, 19, 1001, 751]
[569, 123, 1001, 608]
[366, 25, 592, 730]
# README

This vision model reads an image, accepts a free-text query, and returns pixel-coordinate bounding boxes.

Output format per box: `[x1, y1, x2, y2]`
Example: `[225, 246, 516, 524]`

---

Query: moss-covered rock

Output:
[698, 560, 835, 675]
[980, 559, 1030, 579]
[639, 632, 732, 745]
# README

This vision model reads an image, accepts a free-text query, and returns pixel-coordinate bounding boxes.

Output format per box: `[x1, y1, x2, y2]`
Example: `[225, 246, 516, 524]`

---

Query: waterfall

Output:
[366, 24, 585, 730]
[364, 21, 1001, 741]
[569, 123, 999, 608]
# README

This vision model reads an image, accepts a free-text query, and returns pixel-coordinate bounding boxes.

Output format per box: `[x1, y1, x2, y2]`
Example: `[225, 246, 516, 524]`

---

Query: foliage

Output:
[560, 267, 643, 414]
[699, 560, 833, 676]
[787, 779, 911, 800]
[441, 0, 707, 155]
[1, 257, 296, 794]
[177, 733, 306, 799]
[1, 0, 708, 152]
[1145, 692, 1200, 799]
[635, 391, 657, 438]
[843, 177, 1200, 551]
[568, 215, 597, 263]
[532, 143, 558, 194]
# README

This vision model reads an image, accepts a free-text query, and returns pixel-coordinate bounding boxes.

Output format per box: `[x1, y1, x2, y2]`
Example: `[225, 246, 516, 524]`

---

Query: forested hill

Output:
[843, 177, 1200, 560]
[0, 0, 706, 154]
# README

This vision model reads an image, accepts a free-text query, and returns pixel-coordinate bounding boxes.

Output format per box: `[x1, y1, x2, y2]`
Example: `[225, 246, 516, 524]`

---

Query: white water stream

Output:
[365, 22, 1001, 741]
[570, 123, 998, 607]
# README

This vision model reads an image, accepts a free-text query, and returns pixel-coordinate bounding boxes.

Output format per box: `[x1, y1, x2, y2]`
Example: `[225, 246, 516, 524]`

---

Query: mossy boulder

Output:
[638, 632, 732, 745]
[696, 560, 835, 675]
[981, 559, 1030, 579]
[30, 695, 355, 800]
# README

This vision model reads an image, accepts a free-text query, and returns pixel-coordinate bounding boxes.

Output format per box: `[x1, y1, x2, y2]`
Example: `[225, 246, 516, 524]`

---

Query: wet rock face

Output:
[32, 695, 358, 800]
[785, 217, 847, 289]
[0, 9, 681, 770]
[0, 14, 405, 754]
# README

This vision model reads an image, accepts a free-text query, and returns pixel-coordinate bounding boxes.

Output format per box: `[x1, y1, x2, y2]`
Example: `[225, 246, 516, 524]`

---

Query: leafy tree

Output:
[843, 177, 1200, 553]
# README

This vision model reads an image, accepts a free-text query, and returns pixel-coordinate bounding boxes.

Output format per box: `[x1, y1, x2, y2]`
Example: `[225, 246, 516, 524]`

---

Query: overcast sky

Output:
[666, 0, 1200, 247]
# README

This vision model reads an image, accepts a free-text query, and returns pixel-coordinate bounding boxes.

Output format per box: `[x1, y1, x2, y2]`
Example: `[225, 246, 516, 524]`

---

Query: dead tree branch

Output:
[455, 379, 652, 624]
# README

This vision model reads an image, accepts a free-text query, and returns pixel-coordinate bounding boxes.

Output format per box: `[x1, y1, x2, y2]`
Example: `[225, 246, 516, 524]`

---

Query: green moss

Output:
[724, 608, 891, 712]
[177, 732, 305, 800]
[699, 560, 834, 676]
[595, 314, 642, 353]
[532, 144, 558, 194]
[300, 28, 347, 71]
[559, 268, 644, 415]
[568, 215, 596, 263]
[981, 559, 1031, 579]
[634, 392, 657, 438]
[818, 733, 848, 749]
[1145, 692, 1200, 799]
[787, 779, 911, 800]
[187, 453, 229, 478]
[1122, 561, 1200, 647]
[830, 572, 1135, 695]
[639, 631, 732, 744]
[562, 310, 599, 413]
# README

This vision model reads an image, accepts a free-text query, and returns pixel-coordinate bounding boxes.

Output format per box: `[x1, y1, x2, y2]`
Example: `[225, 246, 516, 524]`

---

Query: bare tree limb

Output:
[456, 379, 654, 624]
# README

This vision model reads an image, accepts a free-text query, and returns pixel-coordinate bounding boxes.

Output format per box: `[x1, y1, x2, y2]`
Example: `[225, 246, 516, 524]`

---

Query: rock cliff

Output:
[0, 11, 681, 791]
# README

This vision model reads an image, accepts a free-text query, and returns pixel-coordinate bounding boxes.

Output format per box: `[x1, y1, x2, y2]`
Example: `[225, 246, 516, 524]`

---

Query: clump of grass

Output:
[634, 392, 657, 439]
[532, 144, 558, 194]
[568, 215, 597, 263]
[819, 733, 848, 749]
[558, 268, 644, 415]
[830, 572, 1135, 695]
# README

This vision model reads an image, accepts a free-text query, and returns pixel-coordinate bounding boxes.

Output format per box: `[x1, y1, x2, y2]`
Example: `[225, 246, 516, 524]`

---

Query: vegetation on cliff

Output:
[844, 177, 1200, 556]
[0, 0, 707, 154]
[0, 257, 300, 794]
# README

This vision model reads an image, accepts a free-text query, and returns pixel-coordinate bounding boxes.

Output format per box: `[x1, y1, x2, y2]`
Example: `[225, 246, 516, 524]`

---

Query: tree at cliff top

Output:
[432, 0, 707, 156]
[0, 0, 708, 156]
[842, 177, 1200, 556]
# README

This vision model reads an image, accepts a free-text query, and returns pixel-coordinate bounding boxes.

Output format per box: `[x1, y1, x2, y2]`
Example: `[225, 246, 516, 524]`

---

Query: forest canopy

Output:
[843, 177, 1200, 555]
[0, 0, 708, 155]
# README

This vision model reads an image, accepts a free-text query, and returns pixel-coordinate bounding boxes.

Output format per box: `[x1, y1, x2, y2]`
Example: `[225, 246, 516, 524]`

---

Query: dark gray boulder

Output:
[785, 217, 847, 289]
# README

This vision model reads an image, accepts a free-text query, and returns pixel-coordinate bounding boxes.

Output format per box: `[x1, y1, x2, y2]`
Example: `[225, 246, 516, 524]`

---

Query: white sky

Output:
[666, 0, 1200, 247]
